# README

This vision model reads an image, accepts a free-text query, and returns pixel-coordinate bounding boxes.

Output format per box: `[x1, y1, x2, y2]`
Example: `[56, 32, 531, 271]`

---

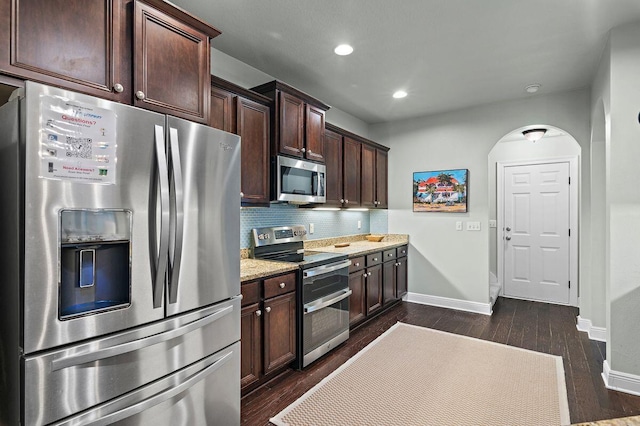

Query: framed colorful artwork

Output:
[413, 169, 468, 212]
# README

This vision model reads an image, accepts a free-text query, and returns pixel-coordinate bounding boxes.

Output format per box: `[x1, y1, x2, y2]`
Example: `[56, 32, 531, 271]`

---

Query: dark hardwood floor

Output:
[241, 297, 640, 425]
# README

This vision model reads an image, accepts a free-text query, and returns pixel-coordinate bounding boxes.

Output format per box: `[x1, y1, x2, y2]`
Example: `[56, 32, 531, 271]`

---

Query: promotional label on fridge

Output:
[39, 94, 117, 184]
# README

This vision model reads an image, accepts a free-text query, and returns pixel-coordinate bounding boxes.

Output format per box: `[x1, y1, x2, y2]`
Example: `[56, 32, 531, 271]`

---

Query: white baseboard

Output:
[602, 360, 640, 397]
[576, 316, 607, 342]
[405, 292, 492, 316]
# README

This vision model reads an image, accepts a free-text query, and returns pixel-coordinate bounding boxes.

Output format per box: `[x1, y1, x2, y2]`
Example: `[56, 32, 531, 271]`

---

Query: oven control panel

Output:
[252, 225, 308, 247]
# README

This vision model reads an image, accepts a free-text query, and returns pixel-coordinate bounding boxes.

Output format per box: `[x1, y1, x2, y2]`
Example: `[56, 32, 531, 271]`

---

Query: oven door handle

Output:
[303, 259, 352, 278]
[304, 289, 352, 315]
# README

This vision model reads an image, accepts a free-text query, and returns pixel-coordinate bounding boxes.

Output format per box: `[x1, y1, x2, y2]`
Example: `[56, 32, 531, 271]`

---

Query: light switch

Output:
[357, 220, 361, 229]
[466, 221, 481, 231]
[456, 221, 462, 231]
[309, 223, 314, 234]
[489, 220, 497, 228]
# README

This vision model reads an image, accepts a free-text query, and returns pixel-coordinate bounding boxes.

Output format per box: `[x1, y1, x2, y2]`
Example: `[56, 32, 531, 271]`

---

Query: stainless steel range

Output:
[252, 225, 352, 368]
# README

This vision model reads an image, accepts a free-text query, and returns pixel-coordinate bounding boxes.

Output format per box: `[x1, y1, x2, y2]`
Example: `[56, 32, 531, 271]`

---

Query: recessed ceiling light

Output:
[393, 90, 407, 99]
[525, 83, 541, 93]
[334, 44, 353, 56]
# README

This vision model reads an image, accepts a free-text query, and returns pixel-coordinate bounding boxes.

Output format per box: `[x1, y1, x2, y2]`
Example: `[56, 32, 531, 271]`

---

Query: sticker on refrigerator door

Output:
[38, 94, 117, 184]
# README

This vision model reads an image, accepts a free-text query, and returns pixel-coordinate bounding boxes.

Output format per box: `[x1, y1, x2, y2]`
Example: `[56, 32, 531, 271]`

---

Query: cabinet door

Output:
[305, 104, 325, 162]
[323, 128, 343, 207]
[240, 302, 262, 388]
[0, 0, 130, 101]
[366, 264, 383, 315]
[348, 270, 366, 325]
[263, 291, 296, 374]
[361, 144, 377, 208]
[376, 149, 388, 208]
[237, 97, 270, 205]
[277, 91, 304, 157]
[343, 137, 361, 207]
[383, 261, 396, 305]
[396, 257, 408, 298]
[134, 1, 210, 123]
[210, 86, 233, 132]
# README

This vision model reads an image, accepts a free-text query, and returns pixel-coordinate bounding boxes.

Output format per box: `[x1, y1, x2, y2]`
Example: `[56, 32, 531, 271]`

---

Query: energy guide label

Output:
[39, 95, 117, 184]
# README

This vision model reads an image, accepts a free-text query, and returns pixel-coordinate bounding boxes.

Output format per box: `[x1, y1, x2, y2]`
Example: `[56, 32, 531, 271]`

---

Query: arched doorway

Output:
[488, 125, 581, 306]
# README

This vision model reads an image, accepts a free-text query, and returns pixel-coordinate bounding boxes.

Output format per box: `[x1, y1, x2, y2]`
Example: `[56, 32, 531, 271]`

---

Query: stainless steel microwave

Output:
[275, 155, 326, 203]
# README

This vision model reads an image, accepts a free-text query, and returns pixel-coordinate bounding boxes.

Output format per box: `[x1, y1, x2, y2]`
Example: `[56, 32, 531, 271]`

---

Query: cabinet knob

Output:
[368, 272, 372, 277]
[308, 149, 312, 154]
[265, 306, 272, 313]
[345, 199, 349, 204]
[395, 262, 400, 266]
[255, 310, 262, 317]
[388, 253, 393, 257]
[113, 83, 124, 93]
[363, 272, 368, 278]
[279, 282, 286, 288]
[355, 262, 360, 267]
[135, 91, 145, 100]
[375, 201, 379, 205]
[240, 191, 244, 198]
[301, 147, 306, 153]
[373, 257, 378, 261]
[239, 294, 244, 300]
[340, 199, 344, 203]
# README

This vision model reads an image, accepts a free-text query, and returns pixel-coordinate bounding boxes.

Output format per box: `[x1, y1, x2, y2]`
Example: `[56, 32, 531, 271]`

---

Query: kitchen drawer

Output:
[349, 256, 366, 273]
[397, 245, 408, 257]
[241, 281, 260, 306]
[366, 252, 382, 266]
[383, 249, 396, 262]
[264, 272, 296, 299]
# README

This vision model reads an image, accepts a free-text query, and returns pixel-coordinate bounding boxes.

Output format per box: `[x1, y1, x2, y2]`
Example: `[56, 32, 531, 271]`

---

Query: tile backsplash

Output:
[240, 204, 387, 248]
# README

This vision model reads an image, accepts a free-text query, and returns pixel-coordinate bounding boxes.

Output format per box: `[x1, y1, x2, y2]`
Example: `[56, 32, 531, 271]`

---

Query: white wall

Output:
[371, 90, 590, 305]
[488, 133, 581, 278]
[210, 48, 371, 137]
[603, 22, 640, 376]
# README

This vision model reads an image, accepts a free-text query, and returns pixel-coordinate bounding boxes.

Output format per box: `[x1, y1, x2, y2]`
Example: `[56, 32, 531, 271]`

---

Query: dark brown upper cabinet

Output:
[251, 80, 330, 163]
[133, 0, 219, 123]
[342, 136, 361, 207]
[210, 76, 271, 207]
[323, 128, 344, 207]
[0, 0, 220, 123]
[0, 0, 131, 101]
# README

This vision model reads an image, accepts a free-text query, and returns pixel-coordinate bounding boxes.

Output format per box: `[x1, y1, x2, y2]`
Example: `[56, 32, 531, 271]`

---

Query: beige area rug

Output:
[270, 322, 570, 426]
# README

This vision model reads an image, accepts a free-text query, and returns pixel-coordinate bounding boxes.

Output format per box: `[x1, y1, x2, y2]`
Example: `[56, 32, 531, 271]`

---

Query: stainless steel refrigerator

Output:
[0, 82, 241, 425]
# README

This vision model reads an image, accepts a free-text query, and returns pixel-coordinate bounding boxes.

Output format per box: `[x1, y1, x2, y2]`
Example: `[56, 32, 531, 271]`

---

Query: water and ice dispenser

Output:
[59, 209, 132, 319]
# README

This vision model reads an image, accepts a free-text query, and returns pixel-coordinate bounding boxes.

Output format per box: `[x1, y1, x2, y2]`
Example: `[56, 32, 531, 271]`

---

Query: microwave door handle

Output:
[304, 289, 352, 315]
[303, 259, 352, 278]
[57, 350, 234, 426]
[168, 127, 184, 304]
[152, 125, 170, 308]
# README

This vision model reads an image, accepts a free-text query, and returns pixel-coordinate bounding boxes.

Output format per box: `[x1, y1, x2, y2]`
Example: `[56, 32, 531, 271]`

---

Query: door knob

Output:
[505, 236, 511, 241]
[506, 227, 511, 232]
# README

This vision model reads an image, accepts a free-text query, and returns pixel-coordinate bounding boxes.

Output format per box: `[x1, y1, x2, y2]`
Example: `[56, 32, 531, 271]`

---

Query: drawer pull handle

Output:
[279, 282, 286, 288]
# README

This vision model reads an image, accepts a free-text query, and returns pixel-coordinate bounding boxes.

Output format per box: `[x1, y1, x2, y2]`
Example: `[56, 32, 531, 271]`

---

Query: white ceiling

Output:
[171, 0, 640, 124]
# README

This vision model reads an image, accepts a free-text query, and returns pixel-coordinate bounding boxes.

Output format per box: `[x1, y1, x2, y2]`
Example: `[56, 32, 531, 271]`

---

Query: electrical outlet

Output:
[466, 221, 481, 231]
[489, 220, 497, 228]
[456, 221, 462, 231]
[357, 220, 361, 229]
[309, 223, 314, 234]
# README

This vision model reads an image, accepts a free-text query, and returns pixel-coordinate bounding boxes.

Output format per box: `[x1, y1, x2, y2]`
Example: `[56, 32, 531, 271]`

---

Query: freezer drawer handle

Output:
[50, 304, 234, 371]
[64, 349, 234, 426]
[168, 127, 185, 304]
[152, 124, 170, 308]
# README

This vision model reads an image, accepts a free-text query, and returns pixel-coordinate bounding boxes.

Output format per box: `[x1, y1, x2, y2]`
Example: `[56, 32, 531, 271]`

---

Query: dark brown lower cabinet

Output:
[240, 272, 296, 394]
[240, 302, 261, 388]
[365, 263, 383, 315]
[263, 292, 296, 374]
[396, 255, 408, 298]
[383, 260, 397, 305]
[348, 269, 366, 325]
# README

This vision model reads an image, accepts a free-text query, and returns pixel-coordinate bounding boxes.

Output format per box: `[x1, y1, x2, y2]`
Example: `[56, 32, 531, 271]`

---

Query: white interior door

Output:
[503, 162, 570, 304]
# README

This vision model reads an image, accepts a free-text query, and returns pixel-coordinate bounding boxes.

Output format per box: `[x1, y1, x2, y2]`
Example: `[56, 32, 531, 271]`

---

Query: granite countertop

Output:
[240, 234, 409, 282]
[240, 258, 298, 283]
[307, 234, 409, 257]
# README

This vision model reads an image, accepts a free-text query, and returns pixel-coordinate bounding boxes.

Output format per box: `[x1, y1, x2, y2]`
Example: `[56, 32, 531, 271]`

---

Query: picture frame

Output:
[413, 169, 468, 212]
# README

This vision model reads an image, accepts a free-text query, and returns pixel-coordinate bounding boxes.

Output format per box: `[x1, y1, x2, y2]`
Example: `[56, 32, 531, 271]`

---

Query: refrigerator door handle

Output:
[152, 125, 171, 308]
[54, 349, 234, 426]
[168, 127, 184, 304]
[50, 304, 234, 371]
